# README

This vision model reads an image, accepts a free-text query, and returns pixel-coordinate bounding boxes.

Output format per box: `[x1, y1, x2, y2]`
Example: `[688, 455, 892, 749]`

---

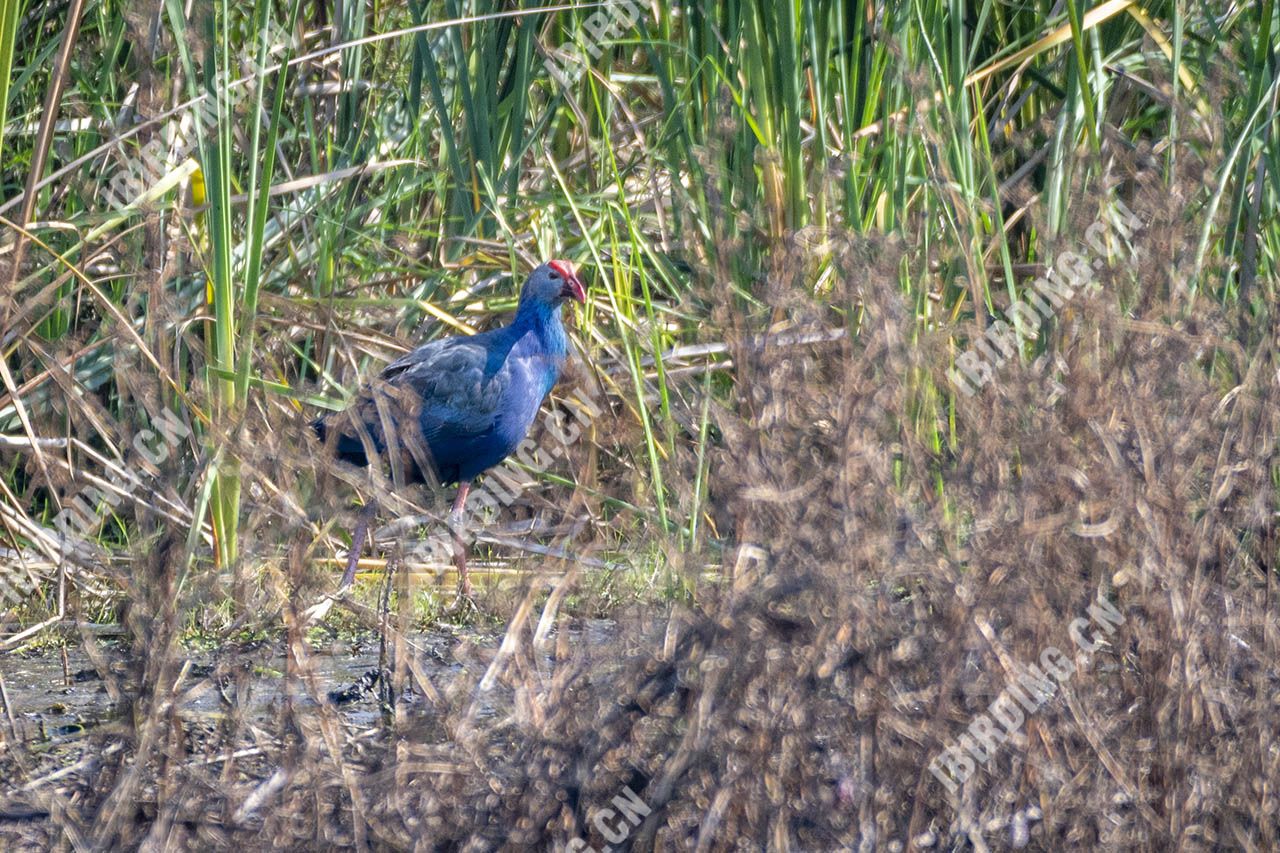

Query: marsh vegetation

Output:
[1, 1, 1278, 848]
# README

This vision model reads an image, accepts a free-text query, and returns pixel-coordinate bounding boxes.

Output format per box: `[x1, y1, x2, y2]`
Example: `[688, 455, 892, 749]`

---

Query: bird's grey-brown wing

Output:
[379, 333, 513, 441]
[317, 331, 516, 482]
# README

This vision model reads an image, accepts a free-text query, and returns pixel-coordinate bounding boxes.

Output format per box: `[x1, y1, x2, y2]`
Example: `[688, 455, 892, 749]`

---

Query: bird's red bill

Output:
[549, 259, 587, 304]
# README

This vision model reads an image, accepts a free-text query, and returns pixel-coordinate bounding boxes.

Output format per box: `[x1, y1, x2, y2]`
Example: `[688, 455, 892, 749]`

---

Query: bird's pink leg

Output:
[340, 501, 378, 588]
[450, 481, 473, 597]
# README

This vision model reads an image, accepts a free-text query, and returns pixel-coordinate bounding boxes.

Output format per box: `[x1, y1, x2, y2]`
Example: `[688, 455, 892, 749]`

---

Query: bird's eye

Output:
[549, 272, 561, 280]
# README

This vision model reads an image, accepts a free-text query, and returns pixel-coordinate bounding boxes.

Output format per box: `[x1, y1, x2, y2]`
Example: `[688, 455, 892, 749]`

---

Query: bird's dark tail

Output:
[312, 413, 373, 467]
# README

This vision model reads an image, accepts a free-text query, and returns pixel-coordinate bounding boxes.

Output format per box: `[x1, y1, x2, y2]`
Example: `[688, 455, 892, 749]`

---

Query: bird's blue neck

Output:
[512, 299, 569, 359]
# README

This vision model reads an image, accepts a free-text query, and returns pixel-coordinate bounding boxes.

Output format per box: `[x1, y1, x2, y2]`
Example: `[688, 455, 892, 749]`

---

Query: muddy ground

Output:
[0, 619, 618, 848]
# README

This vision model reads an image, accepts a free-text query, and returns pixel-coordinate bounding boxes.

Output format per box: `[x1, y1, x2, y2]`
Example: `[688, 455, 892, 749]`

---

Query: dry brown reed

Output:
[2, 156, 1278, 852]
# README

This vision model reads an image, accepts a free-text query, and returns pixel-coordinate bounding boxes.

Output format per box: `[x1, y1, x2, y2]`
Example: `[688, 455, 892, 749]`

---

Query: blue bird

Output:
[314, 260, 586, 596]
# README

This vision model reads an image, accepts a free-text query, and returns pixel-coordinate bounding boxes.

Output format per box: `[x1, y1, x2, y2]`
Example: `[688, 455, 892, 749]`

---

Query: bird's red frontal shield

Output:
[548, 259, 586, 303]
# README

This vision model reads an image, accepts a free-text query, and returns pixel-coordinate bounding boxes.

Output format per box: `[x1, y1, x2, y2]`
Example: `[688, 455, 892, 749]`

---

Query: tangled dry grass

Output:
[2, 160, 1279, 851]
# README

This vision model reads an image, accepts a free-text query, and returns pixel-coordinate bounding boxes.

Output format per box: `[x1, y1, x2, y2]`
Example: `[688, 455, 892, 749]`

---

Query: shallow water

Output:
[0, 618, 618, 748]
[0, 633, 469, 747]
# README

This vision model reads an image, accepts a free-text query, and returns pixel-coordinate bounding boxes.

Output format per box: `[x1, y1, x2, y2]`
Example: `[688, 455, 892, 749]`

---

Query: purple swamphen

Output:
[314, 260, 586, 597]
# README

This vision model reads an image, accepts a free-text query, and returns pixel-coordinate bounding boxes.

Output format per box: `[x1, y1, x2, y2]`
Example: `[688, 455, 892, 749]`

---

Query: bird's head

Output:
[522, 260, 587, 308]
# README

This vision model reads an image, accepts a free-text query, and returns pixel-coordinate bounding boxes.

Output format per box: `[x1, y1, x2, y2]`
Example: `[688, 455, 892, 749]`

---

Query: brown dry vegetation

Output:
[2, 153, 1278, 851]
